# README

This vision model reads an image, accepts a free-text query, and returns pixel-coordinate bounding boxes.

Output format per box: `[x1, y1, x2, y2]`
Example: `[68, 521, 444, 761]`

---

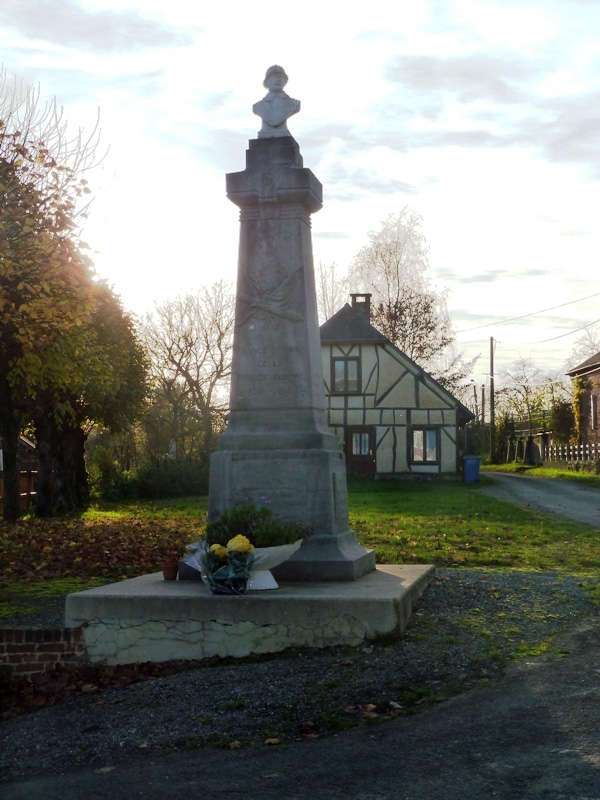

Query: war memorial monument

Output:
[209, 64, 375, 581]
[65, 68, 433, 664]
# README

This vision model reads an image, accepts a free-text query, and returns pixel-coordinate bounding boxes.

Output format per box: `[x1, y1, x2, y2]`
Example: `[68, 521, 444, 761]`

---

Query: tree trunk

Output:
[34, 415, 56, 517]
[34, 415, 90, 516]
[0, 406, 21, 522]
[64, 424, 90, 508]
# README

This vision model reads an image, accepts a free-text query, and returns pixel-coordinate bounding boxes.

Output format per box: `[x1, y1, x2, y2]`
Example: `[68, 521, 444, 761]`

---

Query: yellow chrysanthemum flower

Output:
[210, 544, 228, 559]
[226, 535, 255, 554]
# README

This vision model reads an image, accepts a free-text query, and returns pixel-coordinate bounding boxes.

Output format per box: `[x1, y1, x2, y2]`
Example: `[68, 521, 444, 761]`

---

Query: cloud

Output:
[374, 51, 600, 177]
[323, 163, 415, 201]
[517, 93, 600, 175]
[521, 268, 550, 277]
[313, 231, 349, 240]
[385, 53, 537, 103]
[442, 269, 509, 285]
[0, 0, 191, 52]
[560, 228, 588, 237]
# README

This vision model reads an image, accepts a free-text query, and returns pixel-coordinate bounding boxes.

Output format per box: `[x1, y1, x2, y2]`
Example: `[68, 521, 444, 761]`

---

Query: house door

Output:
[344, 426, 376, 478]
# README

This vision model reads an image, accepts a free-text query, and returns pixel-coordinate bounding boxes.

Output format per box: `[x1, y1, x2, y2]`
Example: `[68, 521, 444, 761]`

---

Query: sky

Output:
[1, 0, 599, 389]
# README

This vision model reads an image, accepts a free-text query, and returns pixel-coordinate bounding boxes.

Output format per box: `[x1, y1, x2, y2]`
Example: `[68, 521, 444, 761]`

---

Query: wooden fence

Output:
[542, 443, 599, 462]
[0, 470, 37, 513]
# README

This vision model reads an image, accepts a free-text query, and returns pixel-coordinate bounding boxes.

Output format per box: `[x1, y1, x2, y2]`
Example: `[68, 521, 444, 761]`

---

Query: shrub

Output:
[128, 458, 209, 499]
[89, 457, 209, 500]
[205, 500, 308, 548]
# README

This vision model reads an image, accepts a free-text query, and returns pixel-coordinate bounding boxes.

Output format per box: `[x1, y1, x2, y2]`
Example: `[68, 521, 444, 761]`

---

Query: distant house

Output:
[0, 436, 37, 510]
[320, 294, 474, 478]
[0, 436, 37, 472]
[567, 351, 600, 445]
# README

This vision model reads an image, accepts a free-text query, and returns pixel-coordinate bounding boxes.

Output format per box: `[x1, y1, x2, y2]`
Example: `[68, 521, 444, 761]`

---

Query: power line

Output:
[456, 291, 600, 334]
[525, 316, 600, 345]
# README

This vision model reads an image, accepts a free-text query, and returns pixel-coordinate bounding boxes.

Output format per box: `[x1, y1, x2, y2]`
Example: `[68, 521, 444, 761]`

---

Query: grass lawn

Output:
[347, 475, 599, 572]
[481, 462, 600, 488]
[1, 472, 598, 621]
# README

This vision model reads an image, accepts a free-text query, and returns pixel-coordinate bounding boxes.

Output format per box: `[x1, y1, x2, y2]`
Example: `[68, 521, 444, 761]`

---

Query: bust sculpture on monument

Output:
[253, 65, 300, 138]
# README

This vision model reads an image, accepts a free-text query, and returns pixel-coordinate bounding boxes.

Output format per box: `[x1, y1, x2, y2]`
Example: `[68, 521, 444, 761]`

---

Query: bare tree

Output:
[139, 281, 235, 459]
[497, 358, 570, 433]
[346, 207, 475, 390]
[0, 66, 102, 225]
[315, 261, 348, 323]
[566, 323, 600, 371]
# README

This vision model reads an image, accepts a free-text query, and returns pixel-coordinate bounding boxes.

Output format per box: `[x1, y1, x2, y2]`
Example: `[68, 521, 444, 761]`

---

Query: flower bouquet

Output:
[183, 499, 308, 594]
[199, 534, 255, 595]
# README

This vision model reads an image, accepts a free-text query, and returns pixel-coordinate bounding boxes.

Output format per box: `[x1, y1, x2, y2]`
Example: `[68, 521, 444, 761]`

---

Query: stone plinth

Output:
[209, 136, 375, 580]
[65, 565, 434, 665]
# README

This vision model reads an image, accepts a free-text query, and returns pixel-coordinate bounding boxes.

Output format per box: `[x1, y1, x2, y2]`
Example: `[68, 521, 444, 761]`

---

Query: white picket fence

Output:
[543, 443, 600, 462]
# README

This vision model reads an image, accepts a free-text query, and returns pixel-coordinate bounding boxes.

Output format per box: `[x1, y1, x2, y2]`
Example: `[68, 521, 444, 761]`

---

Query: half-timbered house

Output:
[320, 294, 474, 478]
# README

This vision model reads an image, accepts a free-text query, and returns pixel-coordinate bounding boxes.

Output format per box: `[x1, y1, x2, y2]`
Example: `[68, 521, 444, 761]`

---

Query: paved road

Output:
[478, 472, 600, 529]
[2, 619, 599, 800]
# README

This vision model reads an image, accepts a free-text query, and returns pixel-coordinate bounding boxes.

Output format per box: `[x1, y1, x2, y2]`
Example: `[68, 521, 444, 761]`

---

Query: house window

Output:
[592, 395, 598, 431]
[412, 427, 439, 463]
[352, 431, 370, 456]
[332, 357, 360, 393]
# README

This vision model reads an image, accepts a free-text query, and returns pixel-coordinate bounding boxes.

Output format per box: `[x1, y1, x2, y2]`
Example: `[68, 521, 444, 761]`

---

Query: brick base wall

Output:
[0, 626, 87, 676]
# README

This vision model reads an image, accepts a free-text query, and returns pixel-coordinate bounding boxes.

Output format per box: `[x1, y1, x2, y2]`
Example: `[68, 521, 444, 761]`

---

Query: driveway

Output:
[477, 472, 600, 530]
[3, 618, 599, 800]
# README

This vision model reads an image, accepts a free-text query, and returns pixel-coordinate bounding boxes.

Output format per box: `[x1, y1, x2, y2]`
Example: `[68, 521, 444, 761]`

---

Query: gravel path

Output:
[1, 567, 598, 783]
[7, 617, 599, 800]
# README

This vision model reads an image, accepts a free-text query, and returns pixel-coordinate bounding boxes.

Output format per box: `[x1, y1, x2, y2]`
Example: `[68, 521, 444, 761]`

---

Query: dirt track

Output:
[477, 472, 600, 529]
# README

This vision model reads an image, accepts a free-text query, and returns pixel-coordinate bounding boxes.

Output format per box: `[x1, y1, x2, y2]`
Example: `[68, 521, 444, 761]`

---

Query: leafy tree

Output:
[31, 284, 148, 515]
[493, 413, 516, 463]
[0, 70, 149, 519]
[572, 376, 593, 446]
[346, 207, 475, 391]
[549, 400, 575, 445]
[0, 71, 101, 519]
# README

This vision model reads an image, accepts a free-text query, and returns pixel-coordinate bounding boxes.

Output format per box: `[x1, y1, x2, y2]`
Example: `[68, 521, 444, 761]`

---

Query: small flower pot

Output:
[161, 560, 179, 581]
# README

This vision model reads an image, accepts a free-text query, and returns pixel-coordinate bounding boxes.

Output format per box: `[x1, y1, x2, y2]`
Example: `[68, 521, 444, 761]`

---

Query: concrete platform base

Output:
[65, 565, 434, 665]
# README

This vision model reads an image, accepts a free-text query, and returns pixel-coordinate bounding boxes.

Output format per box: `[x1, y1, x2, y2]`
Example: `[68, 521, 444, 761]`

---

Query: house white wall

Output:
[322, 341, 464, 477]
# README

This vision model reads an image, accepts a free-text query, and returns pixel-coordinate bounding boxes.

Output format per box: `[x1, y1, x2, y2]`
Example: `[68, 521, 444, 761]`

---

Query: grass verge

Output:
[481, 462, 600, 487]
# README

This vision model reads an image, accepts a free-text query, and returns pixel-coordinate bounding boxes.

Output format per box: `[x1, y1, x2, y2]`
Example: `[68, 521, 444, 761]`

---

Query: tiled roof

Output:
[567, 351, 600, 377]
[319, 303, 388, 343]
[320, 303, 474, 423]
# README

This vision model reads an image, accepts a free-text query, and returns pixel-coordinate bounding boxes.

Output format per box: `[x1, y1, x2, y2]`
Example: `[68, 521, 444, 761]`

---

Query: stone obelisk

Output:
[209, 66, 375, 581]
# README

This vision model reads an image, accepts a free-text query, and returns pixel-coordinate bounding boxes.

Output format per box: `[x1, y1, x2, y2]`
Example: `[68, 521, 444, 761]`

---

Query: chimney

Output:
[350, 293, 371, 322]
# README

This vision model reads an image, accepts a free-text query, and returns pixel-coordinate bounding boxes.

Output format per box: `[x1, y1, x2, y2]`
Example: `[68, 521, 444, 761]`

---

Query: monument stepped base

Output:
[65, 565, 434, 665]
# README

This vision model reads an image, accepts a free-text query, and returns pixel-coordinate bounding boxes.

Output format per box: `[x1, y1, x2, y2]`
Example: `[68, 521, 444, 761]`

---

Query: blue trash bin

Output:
[463, 456, 481, 483]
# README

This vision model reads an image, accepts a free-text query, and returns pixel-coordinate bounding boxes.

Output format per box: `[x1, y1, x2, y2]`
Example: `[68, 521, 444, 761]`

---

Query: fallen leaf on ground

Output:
[296, 721, 316, 734]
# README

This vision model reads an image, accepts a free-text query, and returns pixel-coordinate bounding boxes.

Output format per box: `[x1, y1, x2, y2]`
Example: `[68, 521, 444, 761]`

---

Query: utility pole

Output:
[489, 337, 496, 462]
[481, 384, 485, 425]
[471, 382, 479, 420]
